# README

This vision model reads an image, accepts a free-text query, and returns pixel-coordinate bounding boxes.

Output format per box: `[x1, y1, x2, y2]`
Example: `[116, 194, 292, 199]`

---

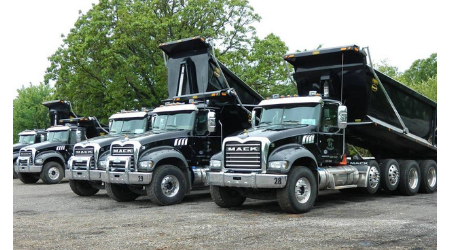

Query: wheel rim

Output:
[48, 166, 61, 180]
[161, 175, 180, 197]
[388, 164, 399, 186]
[408, 167, 419, 190]
[368, 166, 380, 188]
[294, 177, 311, 204]
[427, 167, 437, 188]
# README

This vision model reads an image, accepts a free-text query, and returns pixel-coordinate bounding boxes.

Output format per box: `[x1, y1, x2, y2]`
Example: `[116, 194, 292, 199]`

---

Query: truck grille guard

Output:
[107, 141, 141, 173]
[17, 148, 36, 167]
[70, 143, 100, 170]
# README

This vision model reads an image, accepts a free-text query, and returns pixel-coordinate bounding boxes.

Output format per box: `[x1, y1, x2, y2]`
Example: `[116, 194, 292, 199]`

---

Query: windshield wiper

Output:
[282, 120, 300, 124]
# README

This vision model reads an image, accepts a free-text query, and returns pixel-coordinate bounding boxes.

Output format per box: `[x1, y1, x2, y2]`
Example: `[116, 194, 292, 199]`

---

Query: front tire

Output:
[146, 165, 186, 206]
[210, 186, 246, 208]
[277, 166, 317, 214]
[40, 162, 64, 184]
[13, 161, 18, 179]
[379, 159, 400, 192]
[69, 180, 100, 196]
[106, 183, 139, 202]
[418, 160, 437, 193]
[18, 173, 39, 184]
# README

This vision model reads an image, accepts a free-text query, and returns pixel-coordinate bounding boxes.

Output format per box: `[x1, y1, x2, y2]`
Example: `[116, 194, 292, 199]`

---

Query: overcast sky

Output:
[3, 0, 441, 100]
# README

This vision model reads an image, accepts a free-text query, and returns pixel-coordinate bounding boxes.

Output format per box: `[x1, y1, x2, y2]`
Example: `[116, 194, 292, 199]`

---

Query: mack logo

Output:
[227, 147, 259, 152]
[20, 151, 32, 157]
[75, 149, 93, 155]
[112, 148, 133, 154]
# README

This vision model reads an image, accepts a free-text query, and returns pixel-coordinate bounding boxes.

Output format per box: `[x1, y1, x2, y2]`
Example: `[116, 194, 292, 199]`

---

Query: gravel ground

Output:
[13, 179, 438, 249]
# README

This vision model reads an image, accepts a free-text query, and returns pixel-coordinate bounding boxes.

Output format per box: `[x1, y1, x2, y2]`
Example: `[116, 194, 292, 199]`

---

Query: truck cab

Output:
[66, 109, 153, 196]
[13, 129, 47, 178]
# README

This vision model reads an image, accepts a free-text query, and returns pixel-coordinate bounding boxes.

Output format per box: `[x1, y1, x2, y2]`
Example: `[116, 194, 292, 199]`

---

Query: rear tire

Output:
[418, 160, 437, 193]
[210, 186, 246, 208]
[40, 162, 64, 184]
[69, 180, 100, 196]
[106, 183, 139, 202]
[18, 173, 39, 184]
[379, 159, 400, 191]
[398, 160, 420, 196]
[147, 165, 186, 206]
[277, 166, 317, 213]
[364, 160, 380, 194]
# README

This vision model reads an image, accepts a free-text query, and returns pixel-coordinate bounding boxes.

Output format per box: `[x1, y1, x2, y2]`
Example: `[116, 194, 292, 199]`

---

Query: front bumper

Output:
[207, 172, 287, 188]
[67, 156, 107, 182]
[106, 171, 152, 185]
[15, 157, 42, 173]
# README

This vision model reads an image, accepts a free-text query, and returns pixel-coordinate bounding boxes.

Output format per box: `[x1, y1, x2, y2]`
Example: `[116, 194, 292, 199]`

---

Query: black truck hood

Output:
[114, 130, 189, 145]
[232, 125, 317, 142]
[14, 143, 29, 151]
[76, 133, 143, 147]
[20, 141, 66, 151]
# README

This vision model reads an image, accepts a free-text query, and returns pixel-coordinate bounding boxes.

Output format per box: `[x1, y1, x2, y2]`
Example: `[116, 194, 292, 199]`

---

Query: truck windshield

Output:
[110, 118, 147, 134]
[152, 111, 195, 132]
[47, 130, 69, 143]
[18, 135, 36, 144]
[259, 104, 321, 126]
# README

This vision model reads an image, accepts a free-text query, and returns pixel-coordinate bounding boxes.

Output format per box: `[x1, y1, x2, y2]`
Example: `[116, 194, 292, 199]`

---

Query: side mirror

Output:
[251, 107, 261, 128]
[207, 111, 216, 133]
[337, 106, 348, 129]
[40, 134, 45, 142]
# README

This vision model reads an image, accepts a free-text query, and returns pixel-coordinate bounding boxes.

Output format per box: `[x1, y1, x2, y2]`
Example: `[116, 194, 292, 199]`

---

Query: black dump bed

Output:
[42, 100, 108, 138]
[284, 45, 437, 160]
[160, 36, 263, 135]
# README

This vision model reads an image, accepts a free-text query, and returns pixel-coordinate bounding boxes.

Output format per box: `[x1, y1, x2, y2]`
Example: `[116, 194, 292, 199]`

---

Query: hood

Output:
[232, 125, 317, 142]
[14, 143, 28, 151]
[20, 140, 66, 151]
[114, 130, 189, 145]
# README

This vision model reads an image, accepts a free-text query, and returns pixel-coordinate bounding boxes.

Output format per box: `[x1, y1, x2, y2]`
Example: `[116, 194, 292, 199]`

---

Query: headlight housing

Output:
[98, 160, 108, 170]
[267, 161, 288, 171]
[209, 160, 222, 170]
[138, 160, 154, 171]
[35, 158, 44, 165]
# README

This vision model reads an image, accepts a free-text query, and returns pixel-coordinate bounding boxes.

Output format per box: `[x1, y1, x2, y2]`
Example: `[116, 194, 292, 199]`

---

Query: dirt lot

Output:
[13, 179, 437, 249]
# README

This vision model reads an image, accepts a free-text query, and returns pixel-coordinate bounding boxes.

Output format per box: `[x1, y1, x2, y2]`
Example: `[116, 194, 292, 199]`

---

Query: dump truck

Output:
[207, 45, 437, 213]
[65, 108, 153, 196]
[13, 129, 47, 178]
[103, 36, 263, 205]
[15, 100, 108, 184]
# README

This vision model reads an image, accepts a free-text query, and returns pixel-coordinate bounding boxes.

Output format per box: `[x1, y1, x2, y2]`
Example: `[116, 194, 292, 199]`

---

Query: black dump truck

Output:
[208, 45, 437, 213]
[103, 36, 263, 205]
[15, 100, 108, 184]
[13, 129, 47, 178]
[66, 108, 153, 196]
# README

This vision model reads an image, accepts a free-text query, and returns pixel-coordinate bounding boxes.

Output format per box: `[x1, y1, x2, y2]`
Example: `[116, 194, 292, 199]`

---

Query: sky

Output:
[3, 0, 442, 102]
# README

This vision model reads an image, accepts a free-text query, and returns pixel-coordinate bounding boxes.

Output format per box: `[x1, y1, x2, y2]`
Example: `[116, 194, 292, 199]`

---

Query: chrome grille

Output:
[224, 141, 261, 170]
[110, 144, 135, 172]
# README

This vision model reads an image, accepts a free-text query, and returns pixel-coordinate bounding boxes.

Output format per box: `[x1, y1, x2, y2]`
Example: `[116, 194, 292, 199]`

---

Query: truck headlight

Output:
[268, 161, 288, 170]
[210, 160, 222, 170]
[98, 160, 107, 170]
[139, 160, 153, 170]
[35, 158, 44, 165]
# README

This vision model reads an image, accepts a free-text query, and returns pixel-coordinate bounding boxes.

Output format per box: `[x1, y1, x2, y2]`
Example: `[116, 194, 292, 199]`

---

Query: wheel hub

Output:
[368, 166, 380, 188]
[161, 175, 180, 197]
[294, 177, 311, 204]
[48, 167, 60, 180]
[388, 164, 399, 186]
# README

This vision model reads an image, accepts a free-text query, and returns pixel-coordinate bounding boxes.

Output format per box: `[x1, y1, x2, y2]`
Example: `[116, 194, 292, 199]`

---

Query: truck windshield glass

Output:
[152, 111, 195, 131]
[47, 130, 69, 142]
[259, 104, 321, 126]
[18, 135, 36, 144]
[110, 118, 147, 134]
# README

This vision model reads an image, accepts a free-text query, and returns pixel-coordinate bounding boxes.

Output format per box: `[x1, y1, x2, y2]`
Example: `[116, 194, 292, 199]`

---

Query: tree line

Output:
[12, 0, 437, 143]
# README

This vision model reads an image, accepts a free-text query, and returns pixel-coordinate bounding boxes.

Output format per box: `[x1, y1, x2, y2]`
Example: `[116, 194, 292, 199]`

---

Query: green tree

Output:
[45, 0, 260, 123]
[403, 53, 437, 84]
[13, 83, 54, 143]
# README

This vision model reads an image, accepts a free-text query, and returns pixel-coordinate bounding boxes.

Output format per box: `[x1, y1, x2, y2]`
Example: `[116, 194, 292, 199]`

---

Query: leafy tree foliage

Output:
[45, 0, 260, 123]
[13, 83, 53, 142]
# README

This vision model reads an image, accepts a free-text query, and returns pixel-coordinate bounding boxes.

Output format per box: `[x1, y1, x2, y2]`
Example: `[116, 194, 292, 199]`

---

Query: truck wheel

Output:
[147, 165, 186, 206]
[17, 173, 39, 184]
[398, 160, 421, 196]
[418, 160, 437, 193]
[379, 159, 400, 191]
[277, 166, 317, 213]
[364, 160, 381, 194]
[13, 161, 18, 179]
[105, 183, 139, 202]
[69, 180, 100, 196]
[40, 162, 64, 184]
[210, 186, 246, 208]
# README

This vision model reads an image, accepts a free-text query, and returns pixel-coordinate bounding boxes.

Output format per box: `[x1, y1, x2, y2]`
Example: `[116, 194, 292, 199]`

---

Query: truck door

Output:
[317, 103, 345, 165]
[191, 110, 221, 166]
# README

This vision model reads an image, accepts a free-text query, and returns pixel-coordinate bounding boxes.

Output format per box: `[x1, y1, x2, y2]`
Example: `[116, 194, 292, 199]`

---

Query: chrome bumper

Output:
[67, 156, 107, 182]
[106, 171, 152, 185]
[15, 157, 42, 173]
[207, 172, 287, 188]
